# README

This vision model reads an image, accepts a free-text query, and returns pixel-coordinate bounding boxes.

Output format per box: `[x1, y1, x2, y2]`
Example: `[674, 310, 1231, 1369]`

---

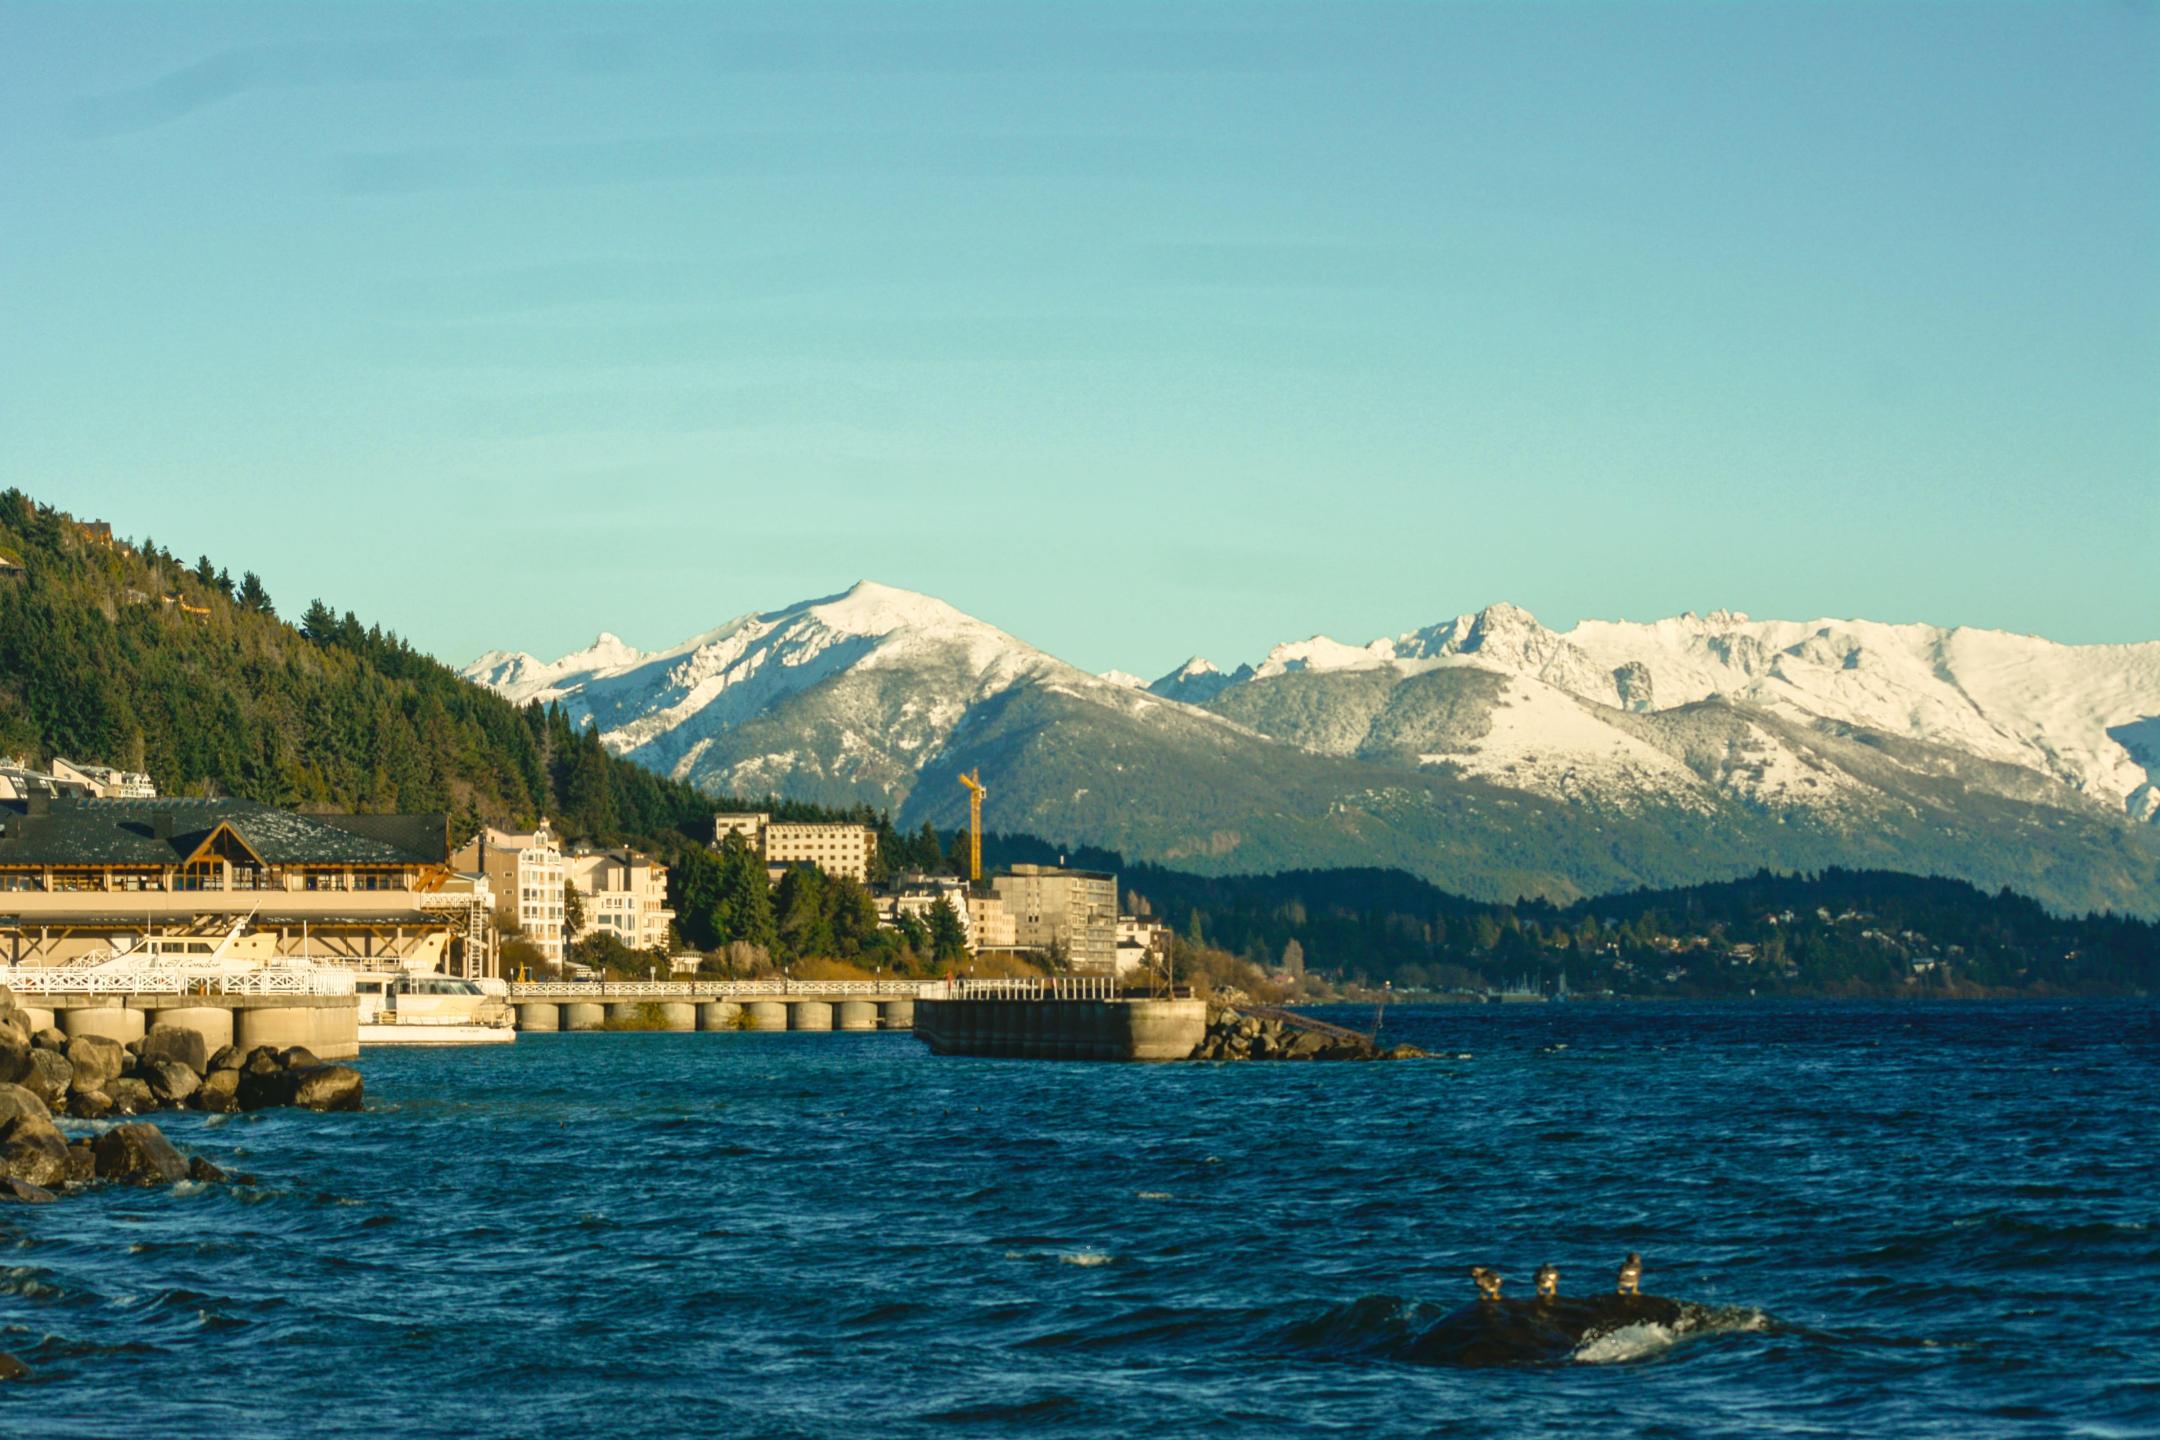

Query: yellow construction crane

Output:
[958, 769, 986, 883]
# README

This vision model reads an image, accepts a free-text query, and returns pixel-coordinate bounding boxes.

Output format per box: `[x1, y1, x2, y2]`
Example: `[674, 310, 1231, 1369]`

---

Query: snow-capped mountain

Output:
[1171, 604, 2160, 825]
[466, 584, 2160, 914]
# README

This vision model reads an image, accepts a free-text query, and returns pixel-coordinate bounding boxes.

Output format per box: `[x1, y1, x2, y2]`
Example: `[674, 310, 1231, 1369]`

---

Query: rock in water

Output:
[0, 1176, 55, 1204]
[187, 1155, 229, 1184]
[67, 1089, 113, 1120]
[142, 1058, 201, 1106]
[0, 1352, 29, 1381]
[1408, 1294, 1689, 1367]
[104, 1076, 156, 1117]
[291, 1065, 364, 1113]
[1, 1126, 72, 1189]
[139, 1024, 209, 1076]
[279, 1046, 323, 1071]
[0, 1081, 50, 1132]
[30, 1026, 67, 1052]
[93, 1124, 190, 1186]
[192, 1069, 241, 1113]
[206, 1045, 243, 1073]
[64, 1034, 126, 1093]
[16, 1048, 72, 1106]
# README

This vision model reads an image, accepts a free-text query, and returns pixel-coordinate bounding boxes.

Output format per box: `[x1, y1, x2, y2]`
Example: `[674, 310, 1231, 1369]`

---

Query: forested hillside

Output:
[0, 491, 804, 848]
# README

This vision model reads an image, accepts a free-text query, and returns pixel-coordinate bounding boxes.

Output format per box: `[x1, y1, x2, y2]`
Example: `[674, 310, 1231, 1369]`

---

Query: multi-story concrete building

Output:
[50, 758, 157, 798]
[970, 893, 1017, 951]
[0, 757, 157, 802]
[991, 864, 1118, 974]
[712, 813, 877, 883]
[0, 796, 479, 971]
[452, 822, 567, 965]
[564, 845, 674, 953]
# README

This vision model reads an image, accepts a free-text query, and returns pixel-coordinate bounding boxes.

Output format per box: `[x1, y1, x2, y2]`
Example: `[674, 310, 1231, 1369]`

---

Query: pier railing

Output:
[953, 976, 1119, 1001]
[506, 978, 943, 1000]
[3, 965, 358, 998]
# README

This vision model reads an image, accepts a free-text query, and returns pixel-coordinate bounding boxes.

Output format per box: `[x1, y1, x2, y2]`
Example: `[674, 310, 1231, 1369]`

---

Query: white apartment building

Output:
[51, 758, 158, 798]
[452, 822, 567, 965]
[565, 845, 674, 953]
[713, 813, 878, 883]
[991, 864, 1118, 974]
[1114, 916, 1170, 979]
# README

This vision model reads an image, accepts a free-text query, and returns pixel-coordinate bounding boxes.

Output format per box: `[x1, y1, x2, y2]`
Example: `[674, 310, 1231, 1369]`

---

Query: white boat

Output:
[354, 971, 516, 1046]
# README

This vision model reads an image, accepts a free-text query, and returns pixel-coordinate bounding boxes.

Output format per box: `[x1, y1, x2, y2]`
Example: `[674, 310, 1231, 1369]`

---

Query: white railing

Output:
[954, 976, 1118, 1001]
[506, 978, 942, 1000]
[3, 965, 357, 998]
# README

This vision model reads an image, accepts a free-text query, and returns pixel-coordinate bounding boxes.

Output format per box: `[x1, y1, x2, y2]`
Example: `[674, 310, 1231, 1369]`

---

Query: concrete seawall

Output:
[33, 995, 359, 1061]
[913, 998, 1206, 1062]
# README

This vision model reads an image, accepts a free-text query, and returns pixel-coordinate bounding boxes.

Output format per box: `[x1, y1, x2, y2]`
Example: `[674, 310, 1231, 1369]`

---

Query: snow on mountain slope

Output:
[463, 581, 1242, 801]
[1188, 604, 2160, 823]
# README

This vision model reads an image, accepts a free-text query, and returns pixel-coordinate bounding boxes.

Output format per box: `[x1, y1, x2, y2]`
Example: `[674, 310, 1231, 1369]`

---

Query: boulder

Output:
[16, 1048, 71, 1106]
[0, 1176, 54, 1204]
[1, 1126, 71, 1189]
[241, 1046, 286, 1077]
[290, 1065, 364, 1113]
[93, 1124, 189, 1186]
[187, 1155, 228, 1184]
[67, 1090, 113, 1121]
[0, 1081, 50, 1133]
[278, 1046, 322, 1071]
[1283, 1030, 1331, 1059]
[139, 1024, 209, 1076]
[0, 1040, 27, 1085]
[64, 1034, 126, 1093]
[105, 1076, 156, 1116]
[64, 1140, 95, 1184]
[31, 1026, 67, 1052]
[0, 1352, 29, 1381]
[192, 1069, 241, 1113]
[0, 1012, 26, 1048]
[142, 1059, 200, 1106]
[206, 1045, 242, 1074]
[236, 1068, 298, 1111]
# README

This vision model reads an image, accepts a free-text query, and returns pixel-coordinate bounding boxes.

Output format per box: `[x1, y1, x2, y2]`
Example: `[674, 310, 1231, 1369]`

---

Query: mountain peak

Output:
[802, 580, 978, 638]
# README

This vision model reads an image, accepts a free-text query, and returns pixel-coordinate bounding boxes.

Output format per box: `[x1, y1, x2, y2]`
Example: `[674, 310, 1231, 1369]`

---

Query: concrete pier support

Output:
[562, 1002, 606, 1031]
[835, 1000, 878, 1032]
[789, 1000, 833, 1032]
[914, 998, 1206, 1062]
[516, 1002, 562, 1032]
[697, 1000, 742, 1031]
[20, 1006, 55, 1034]
[656, 1002, 697, 1032]
[237, 1003, 352, 1059]
[147, 1005, 236, 1055]
[878, 998, 914, 1030]
[59, 1003, 146, 1046]
[744, 1001, 789, 1032]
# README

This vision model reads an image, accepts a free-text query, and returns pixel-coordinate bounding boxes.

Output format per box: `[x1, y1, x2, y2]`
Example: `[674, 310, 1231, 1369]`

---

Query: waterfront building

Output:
[564, 844, 674, 953]
[991, 863, 1118, 974]
[712, 813, 877, 883]
[451, 821, 567, 965]
[1114, 916, 1170, 979]
[970, 893, 1017, 951]
[0, 796, 479, 972]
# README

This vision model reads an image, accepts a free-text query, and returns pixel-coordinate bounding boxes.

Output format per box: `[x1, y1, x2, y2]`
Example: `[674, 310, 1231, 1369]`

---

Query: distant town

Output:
[0, 753, 1170, 989]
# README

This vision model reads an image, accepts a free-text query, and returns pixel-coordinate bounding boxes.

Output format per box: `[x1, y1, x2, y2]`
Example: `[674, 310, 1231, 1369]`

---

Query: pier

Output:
[4, 966, 361, 1060]
[912, 977, 1207, 1061]
[503, 979, 938, 1033]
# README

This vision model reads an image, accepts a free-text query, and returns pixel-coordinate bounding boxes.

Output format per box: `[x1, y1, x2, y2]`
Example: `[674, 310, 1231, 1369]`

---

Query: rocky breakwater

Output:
[0, 984, 368, 1381]
[1191, 1006, 1426, 1062]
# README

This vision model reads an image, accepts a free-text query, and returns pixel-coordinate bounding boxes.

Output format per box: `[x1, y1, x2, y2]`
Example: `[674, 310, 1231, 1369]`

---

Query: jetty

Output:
[504, 978, 937, 1032]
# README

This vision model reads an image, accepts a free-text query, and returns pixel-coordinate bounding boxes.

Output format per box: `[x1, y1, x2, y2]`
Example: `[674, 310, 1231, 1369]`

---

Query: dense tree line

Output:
[983, 833, 2157, 997]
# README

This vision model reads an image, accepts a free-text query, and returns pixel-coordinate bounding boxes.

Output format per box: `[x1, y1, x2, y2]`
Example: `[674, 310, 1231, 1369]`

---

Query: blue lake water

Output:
[4, 1001, 2157, 1438]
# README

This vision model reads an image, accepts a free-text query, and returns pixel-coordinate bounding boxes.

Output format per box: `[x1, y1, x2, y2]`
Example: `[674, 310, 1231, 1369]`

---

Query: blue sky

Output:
[2, 2, 2154, 676]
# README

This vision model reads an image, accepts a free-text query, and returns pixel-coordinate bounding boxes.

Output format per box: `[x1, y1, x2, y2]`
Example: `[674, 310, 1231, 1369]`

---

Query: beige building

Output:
[452, 821, 567, 965]
[713, 813, 877, 883]
[565, 845, 674, 953]
[1114, 916, 1170, 979]
[991, 864, 1118, 974]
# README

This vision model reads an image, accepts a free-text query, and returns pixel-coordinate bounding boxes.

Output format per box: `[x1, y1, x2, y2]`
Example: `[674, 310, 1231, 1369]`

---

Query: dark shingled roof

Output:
[0, 798, 448, 868]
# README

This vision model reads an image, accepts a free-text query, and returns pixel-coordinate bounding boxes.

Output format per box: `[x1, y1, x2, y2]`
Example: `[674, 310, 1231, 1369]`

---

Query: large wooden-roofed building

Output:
[0, 797, 491, 972]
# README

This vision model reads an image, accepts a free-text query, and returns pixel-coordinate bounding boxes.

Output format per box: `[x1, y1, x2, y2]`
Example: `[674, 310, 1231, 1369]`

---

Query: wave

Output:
[1275, 1293, 1779, 1369]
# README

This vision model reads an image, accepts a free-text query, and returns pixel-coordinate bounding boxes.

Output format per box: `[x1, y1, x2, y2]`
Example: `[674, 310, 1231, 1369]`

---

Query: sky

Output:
[1, 2, 2154, 678]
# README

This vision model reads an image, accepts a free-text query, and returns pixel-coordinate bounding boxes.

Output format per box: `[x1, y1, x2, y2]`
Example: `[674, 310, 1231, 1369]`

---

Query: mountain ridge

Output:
[464, 582, 2160, 916]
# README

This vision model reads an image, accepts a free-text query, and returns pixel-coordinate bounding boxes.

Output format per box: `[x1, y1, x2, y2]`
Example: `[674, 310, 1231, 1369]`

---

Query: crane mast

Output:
[958, 769, 986, 883]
